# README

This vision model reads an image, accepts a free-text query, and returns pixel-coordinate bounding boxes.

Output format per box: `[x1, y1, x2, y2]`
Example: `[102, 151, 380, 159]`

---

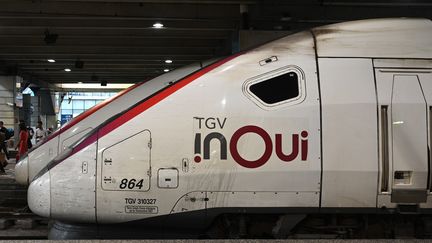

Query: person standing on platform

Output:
[35, 121, 46, 144]
[46, 127, 53, 135]
[15, 122, 29, 161]
[0, 121, 10, 160]
[0, 130, 7, 174]
[27, 125, 33, 149]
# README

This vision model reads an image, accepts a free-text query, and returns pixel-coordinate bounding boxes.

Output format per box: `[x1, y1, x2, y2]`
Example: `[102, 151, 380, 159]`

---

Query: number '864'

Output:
[119, 178, 144, 189]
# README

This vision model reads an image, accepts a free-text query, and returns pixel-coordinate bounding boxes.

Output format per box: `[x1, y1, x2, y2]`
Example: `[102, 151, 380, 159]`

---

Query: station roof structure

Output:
[0, 0, 431, 86]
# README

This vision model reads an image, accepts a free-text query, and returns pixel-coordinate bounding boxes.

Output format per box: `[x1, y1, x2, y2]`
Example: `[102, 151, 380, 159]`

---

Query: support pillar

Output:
[0, 76, 17, 129]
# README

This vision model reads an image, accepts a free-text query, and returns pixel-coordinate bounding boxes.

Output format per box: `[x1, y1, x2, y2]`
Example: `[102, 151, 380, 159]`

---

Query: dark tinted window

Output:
[249, 72, 299, 104]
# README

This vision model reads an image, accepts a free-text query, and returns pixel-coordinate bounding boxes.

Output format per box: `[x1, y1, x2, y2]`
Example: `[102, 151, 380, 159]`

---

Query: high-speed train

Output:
[29, 19, 432, 238]
[15, 62, 210, 185]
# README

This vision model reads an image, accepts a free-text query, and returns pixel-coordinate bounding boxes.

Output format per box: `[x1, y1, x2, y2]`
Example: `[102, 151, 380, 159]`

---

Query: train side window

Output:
[243, 66, 305, 109]
[249, 72, 299, 104]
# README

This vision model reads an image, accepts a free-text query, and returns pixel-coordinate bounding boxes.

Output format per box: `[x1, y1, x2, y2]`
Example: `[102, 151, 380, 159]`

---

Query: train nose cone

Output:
[15, 156, 29, 185]
[28, 171, 51, 218]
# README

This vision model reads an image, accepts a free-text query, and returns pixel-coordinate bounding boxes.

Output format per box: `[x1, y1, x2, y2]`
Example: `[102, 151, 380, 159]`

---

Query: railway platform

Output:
[0, 158, 48, 239]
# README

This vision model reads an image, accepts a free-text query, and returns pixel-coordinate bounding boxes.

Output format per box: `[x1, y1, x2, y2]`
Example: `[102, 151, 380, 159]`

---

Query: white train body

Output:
[15, 63, 205, 185]
[28, 19, 432, 227]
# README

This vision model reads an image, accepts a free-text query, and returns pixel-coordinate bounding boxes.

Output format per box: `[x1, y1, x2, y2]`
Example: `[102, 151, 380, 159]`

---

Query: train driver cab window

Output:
[243, 66, 305, 110]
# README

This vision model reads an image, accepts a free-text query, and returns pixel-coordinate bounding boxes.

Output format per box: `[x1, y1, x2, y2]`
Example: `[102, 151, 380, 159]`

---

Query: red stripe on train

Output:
[37, 82, 144, 147]
[72, 53, 241, 155]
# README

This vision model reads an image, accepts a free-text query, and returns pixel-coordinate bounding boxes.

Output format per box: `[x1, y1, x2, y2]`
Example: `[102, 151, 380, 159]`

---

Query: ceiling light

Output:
[64, 68, 71, 72]
[77, 82, 83, 84]
[47, 59, 56, 63]
[153, 22, 164, 28]
[164, 69, 169, 72]
[165, 59, 172, 64]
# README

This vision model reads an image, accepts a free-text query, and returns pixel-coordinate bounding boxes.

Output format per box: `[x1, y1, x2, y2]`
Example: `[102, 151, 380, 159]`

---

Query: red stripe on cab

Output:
[36, 82, 144, 147]
[72, 53, 241, 156]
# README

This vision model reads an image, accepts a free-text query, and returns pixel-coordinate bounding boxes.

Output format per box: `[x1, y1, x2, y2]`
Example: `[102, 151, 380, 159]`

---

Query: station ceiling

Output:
[0, 0, 431, 86]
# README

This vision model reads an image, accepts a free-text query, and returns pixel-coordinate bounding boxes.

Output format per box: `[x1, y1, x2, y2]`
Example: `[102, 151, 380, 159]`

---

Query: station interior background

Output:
[1, 0, 432, 143]
[0, 0, 432, 239]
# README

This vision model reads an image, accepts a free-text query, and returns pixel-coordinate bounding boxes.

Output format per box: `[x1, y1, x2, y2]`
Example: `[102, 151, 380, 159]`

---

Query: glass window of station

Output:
[58, 92, 117, 125]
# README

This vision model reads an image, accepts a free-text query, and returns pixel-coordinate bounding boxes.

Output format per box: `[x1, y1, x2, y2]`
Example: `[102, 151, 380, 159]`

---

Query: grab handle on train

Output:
[429, 106, 432, 192]
[381, 105, 389, 192]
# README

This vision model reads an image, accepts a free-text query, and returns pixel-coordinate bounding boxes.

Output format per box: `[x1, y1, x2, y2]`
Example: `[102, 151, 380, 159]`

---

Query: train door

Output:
[96, 130, 152, 222]
[319, 58, 378, 208]
[376, 69, 430, 206]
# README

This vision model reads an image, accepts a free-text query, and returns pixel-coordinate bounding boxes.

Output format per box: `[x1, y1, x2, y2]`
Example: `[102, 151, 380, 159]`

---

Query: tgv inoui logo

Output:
[193, 117, 308, 169]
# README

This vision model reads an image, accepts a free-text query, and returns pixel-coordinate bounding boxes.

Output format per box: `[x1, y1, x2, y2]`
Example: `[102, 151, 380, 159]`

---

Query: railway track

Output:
[0, 209, 49, 239]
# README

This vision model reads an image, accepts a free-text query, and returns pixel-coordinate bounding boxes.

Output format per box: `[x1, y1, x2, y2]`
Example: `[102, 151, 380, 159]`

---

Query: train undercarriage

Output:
[48, 211, 432, 239]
